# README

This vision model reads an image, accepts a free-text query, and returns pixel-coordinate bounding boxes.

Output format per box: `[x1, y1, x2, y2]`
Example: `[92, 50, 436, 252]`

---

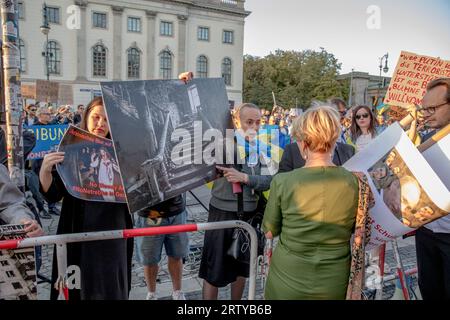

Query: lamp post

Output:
[348, 68, 354, 107]
[378, 53, 389, 103]
[40, 3, 51, 81]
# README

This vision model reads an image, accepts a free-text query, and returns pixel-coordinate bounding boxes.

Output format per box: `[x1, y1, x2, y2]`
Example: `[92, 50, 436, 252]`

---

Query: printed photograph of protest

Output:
[101, 78, 231, 213]
[368, 148, 447, 228]
[0, 225, 37, 300]
[56, 126, 126, 203]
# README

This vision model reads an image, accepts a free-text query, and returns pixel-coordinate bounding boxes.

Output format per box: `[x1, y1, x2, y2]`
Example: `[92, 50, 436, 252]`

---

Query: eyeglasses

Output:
[339, 110, 347, 116]
[355, 113, 369, 120]
[30, 109, 37, 112]
[422, 101, 448, 115]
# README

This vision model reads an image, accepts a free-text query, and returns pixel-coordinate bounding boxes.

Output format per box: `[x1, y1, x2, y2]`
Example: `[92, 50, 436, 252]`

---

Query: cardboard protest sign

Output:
[20, 84, 36, 99]
[58, 84, 74, 105]
[0, 224, 37, 300]
[25, 125, 69, 160]
[384, 51, 450, 108]
[56, 126, 126, 203]
[36, 80, 59, 103]
[101, 78, 231, 213]
[343, 123, 449, 249]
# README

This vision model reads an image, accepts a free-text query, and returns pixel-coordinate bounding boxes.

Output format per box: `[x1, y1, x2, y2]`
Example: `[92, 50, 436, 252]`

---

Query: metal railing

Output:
[0, 220, 258, 300]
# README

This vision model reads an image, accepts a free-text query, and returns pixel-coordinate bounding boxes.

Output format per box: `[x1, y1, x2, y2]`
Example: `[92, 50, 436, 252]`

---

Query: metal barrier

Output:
[0, 220, 258, 300]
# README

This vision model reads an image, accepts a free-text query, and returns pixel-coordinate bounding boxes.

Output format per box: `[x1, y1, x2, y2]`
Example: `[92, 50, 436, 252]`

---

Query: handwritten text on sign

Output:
[384, 51, 450, 108]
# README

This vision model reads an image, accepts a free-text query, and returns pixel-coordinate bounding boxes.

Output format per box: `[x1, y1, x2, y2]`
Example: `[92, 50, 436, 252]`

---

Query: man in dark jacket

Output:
[278, 141, 355, 173]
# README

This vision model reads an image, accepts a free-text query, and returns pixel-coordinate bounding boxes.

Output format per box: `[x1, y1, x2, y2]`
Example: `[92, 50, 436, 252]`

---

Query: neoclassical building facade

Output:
[17, 0, 249, 106]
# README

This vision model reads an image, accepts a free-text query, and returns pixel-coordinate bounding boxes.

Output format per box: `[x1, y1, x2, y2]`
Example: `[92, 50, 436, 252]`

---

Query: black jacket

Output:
[278, 142, 355, 173]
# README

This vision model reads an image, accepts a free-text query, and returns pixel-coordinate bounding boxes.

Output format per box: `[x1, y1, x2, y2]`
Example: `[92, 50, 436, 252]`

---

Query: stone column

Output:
[75, 0, 87, 81]
[146, 10, 157, 79]
[177, 14, 188, 74]
[112, 6, 124, 80]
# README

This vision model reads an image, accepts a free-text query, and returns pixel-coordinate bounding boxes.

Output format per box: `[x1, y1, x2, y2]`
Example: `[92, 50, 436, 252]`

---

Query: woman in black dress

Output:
[39, 97, 133, 300]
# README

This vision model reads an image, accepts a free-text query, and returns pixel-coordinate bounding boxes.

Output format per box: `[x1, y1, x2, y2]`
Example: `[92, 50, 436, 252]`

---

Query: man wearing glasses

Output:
[413, 77, 450, 300]
[24, 104, 38, 126]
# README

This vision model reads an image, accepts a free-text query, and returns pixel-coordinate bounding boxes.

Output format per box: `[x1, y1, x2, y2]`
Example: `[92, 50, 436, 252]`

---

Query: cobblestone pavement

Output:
[36, 185, 420, 300]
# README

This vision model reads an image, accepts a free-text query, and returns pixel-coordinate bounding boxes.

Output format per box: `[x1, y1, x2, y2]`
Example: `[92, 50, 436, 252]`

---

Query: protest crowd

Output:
[1, 66, 449, 301]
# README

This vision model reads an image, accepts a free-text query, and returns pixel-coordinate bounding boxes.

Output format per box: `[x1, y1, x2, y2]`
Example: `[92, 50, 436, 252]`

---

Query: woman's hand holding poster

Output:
[343, 122, 449, 249]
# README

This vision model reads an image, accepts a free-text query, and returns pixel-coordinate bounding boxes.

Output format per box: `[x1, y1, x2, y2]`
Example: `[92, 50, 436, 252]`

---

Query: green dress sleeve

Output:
[262, 175, 282, 236]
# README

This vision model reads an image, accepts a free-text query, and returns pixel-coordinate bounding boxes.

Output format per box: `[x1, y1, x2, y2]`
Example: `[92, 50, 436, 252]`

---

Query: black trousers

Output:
[415, 227, 450, 300]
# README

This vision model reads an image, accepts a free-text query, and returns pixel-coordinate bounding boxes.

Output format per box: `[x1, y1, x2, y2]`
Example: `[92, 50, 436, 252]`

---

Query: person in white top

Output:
[349, 105, 378, 152]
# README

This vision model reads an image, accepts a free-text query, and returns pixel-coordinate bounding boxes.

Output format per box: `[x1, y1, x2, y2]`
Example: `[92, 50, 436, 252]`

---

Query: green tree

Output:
[243, 49, 349, 110]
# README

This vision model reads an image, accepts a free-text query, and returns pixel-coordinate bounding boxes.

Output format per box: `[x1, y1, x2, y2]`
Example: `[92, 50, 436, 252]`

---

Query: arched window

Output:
[19, 39, 26, 73]
[222, 57, 232, 86]
[47, 40, 61, 75]
[197, 55, 208, 78]
[92, 44, 107, 77]
[127, 47, 140, 79]
[159, 50, 172, 80]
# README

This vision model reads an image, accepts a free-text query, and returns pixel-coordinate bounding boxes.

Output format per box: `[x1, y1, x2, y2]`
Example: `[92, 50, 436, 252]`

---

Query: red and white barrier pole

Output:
[0, 221, 258, 300]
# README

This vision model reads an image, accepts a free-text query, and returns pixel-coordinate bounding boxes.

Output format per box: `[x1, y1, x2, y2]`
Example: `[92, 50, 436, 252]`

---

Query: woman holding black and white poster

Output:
[39, 96, 133, 300]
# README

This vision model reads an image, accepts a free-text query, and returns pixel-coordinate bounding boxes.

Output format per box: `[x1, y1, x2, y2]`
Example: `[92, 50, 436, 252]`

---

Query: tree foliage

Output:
[243, 49, 349, 110]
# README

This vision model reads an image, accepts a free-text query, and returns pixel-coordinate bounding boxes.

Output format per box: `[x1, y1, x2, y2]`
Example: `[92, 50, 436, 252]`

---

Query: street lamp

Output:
[378, 53, 389, 102]
[40, 3, 51, 81]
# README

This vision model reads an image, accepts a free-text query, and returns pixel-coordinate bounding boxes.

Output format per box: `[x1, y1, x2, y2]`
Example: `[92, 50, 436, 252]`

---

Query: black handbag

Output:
[227, 186, 266, 264]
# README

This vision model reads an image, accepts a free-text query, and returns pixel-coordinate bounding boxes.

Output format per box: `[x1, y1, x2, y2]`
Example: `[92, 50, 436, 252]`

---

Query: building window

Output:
[198, 27, 209, 41]
[0, 260, 8, 266]
[197, 55, 208, 78]
[127, 48, 140, 79]
[12, 282, 23, 289]
[47, 6, 60, 24]
[159, 50, 172, 80]
[223, 30, 234, 44]
[47, 40, 61, 75]
[18, 2, 24, 19]
[128, 17, 141, 33]
[6, 270, 15, 278]
[160, 21, 173, 36]
[19, 39, 26, 73]
[222, 58, 232, 86]
[93, 12, 107, 29]
[92, 44, 107, 77]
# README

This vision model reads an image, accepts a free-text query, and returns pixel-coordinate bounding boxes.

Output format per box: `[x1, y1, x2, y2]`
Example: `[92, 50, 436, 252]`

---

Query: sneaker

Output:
[39, 210, 52, 219]
[146, 292, 157, 300]
[172, 290, 186, 300]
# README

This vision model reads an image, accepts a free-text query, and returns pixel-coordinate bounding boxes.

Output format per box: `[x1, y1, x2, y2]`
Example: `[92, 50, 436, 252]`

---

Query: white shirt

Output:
[355, 133, 373, 152]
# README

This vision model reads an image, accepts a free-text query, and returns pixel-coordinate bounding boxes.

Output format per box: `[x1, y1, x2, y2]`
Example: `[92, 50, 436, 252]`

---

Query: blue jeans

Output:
[135, 210, 189, 266]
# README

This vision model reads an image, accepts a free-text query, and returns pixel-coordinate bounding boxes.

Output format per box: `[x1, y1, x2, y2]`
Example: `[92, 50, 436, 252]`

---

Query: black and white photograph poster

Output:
[101, 78, 231, 213]
[56, 125, 126, 203]
[0, 224, 37, 300]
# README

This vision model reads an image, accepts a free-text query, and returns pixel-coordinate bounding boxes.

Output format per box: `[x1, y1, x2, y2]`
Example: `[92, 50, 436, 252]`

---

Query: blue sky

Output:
[243, 0, 450, 76]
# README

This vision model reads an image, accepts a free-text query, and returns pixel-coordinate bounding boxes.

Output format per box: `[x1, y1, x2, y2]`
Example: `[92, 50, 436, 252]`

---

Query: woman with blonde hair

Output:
[263, 105, 362, 299]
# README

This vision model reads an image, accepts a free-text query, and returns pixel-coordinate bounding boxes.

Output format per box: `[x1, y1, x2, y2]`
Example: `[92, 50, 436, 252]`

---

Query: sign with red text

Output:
[384, 51, 450, 108]
[56, 125, 126, 203]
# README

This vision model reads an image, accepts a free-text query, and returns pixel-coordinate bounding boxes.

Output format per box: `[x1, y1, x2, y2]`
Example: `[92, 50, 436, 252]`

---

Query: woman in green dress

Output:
[263, 105, 359, 300]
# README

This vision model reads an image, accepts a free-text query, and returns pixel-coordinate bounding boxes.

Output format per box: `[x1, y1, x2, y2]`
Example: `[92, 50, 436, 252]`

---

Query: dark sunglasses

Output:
[30, 109, 37, 112]
[355, 113, 369, 120]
